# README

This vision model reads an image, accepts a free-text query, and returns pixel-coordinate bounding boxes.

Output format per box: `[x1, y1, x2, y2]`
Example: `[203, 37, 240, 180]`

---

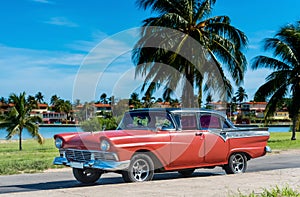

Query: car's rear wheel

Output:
[122, 153, 154, 182]
[224, 153, 247, 174]
[178, 169, 195, 177]
[72, 168, 103, 184]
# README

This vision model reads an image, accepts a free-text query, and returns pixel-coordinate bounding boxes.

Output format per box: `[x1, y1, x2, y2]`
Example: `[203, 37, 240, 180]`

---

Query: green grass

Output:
[0, 139, 62, 175]
[237, 185, 300, 197]
[268, 132, 300, 150]
[0, 132, 299, 175]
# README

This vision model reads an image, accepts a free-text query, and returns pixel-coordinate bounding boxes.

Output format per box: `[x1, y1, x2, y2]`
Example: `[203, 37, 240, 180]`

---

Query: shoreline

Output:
[39, 124, 80, 127]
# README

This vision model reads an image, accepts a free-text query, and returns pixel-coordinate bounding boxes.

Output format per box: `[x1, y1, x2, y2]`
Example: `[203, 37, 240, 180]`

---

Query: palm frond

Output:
[251, 55, 290, 70]
[264, 38, 298, 66]
[264, 85, 289, 119]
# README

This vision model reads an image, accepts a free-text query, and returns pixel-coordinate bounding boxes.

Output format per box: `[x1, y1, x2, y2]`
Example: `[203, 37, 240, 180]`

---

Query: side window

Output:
[179, 113, 197, 130]
[200, 114, 221, 129]
[148, 112, 175, 130]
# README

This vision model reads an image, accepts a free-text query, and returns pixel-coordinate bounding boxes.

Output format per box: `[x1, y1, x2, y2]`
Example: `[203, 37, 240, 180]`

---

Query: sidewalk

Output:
[1, 167, 299, 197]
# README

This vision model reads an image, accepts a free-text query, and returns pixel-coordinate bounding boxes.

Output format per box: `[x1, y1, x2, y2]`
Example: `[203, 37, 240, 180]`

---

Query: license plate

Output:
[70, 162, 84, 169]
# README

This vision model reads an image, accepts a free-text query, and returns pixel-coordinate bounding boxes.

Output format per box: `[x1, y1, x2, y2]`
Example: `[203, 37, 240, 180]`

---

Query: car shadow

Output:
[0, 171, 224, 194]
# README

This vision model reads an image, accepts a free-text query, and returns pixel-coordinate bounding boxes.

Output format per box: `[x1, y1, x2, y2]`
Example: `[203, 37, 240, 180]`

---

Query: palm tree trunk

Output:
[197, 80, 203, 108]
[182, 63, 195, 108]
[291, 116, 297, 140]
[19, 129, 23, 151]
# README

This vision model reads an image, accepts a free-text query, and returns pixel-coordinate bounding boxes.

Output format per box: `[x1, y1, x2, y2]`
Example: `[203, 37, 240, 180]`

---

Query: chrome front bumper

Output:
[53, 149, 130, 171]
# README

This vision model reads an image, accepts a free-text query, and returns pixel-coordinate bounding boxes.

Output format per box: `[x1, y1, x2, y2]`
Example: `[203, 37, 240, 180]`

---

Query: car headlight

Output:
[55, 138, 63, 148]
[100, 139, 110, 151]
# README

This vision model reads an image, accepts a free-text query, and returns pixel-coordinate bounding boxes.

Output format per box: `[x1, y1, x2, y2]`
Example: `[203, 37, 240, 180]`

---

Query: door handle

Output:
[195, 132, 203, 136]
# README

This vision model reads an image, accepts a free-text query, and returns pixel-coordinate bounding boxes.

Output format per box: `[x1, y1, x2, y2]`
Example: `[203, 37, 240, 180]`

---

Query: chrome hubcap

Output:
[232, 154, 245, 173]
[132, 159, 150, 181]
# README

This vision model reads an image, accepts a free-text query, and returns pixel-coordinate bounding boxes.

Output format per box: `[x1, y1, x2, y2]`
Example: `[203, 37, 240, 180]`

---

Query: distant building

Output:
[31, 103, 48, 114]
[206, 102, 227, 112]
[33, 111, 67, 124]
[241, 102, 267, 118]
[94, 103, 112, 117]
[30, 103, 69, 124]
[273, 110, 290, 121]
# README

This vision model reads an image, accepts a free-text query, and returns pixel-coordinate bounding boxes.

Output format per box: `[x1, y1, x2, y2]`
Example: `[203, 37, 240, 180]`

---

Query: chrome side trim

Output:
[210, 129, 270, 141]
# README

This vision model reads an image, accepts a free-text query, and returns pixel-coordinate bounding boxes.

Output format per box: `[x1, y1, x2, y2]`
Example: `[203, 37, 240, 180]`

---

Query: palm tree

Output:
[129, 92, 142, 109]
[235, 87, 248, 103]
[0, 97, 6, 104]
[132, 0, 247, 107]
[54, 99, 72, 113]
[142, 93, 155, 108]
[100, 93, 108, 104]
[27, 95, 37, 107]
[35, 92, 44, 103]
[50, 95, 60, 106]
[251, 21, 300, 140]
[0, 92, 43, 150]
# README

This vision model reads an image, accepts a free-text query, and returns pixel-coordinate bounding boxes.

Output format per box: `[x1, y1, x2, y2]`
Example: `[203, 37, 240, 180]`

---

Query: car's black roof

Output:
[128, 108, 226, 117]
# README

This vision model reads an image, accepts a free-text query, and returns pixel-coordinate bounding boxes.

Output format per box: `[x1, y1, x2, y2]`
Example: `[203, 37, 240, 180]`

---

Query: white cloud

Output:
[45, 17, 78, 27]
[0, 44, 85, 102]
[0, 28, 141, 102]
[0, 44, 84, 69]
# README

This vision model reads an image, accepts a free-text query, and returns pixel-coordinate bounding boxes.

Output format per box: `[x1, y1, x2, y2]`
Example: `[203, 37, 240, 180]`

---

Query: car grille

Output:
[65, 149, 105, 162]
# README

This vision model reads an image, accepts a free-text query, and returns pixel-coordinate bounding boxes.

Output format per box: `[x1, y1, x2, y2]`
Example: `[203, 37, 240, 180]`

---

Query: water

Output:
[0, 126, 83, 140]
[268, 126, 291, 132]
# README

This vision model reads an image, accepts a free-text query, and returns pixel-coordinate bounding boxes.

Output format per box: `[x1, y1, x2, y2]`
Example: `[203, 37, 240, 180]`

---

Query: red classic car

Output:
[53, 108, 271, 183]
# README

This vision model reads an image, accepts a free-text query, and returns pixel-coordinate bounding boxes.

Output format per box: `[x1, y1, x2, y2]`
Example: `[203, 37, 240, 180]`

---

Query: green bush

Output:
[80, 117, 118, 132]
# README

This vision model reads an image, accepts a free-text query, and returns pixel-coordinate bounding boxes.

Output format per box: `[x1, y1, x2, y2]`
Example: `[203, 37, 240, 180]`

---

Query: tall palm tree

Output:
[235, 87, 248, 103]
[132, 0, 247, 107]
[251, 21, 300, 140]
[0, 92, 43, 150]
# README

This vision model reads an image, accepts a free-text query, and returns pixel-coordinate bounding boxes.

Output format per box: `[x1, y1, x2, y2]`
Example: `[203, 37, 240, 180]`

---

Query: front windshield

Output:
[117, 111, 175, 130]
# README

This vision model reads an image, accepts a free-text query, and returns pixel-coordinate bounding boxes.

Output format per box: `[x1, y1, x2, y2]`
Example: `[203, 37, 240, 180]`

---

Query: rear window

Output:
[174, 113, 197, 130]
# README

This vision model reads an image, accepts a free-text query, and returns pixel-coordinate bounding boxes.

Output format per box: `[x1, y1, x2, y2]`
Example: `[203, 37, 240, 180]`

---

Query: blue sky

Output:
[0, 0, 299, 103]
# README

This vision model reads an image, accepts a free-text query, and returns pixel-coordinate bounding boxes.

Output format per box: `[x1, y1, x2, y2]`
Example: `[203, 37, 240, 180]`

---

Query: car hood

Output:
[54, 129, 154, 150]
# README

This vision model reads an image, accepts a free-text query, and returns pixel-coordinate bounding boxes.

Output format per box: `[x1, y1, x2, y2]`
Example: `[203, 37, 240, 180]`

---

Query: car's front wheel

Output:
[122, 153, 154, 182]
[224, 153, 247, 174]
[72, 168, 103, 184]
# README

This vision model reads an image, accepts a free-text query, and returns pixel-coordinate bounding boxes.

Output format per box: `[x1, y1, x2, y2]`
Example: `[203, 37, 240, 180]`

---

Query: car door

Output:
[199, 113, 229, 164]
[168, 112, 206, 168]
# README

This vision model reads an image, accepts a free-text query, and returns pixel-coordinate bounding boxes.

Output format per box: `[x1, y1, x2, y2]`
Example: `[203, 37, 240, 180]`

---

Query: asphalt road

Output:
[0, 150, 300, 196]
